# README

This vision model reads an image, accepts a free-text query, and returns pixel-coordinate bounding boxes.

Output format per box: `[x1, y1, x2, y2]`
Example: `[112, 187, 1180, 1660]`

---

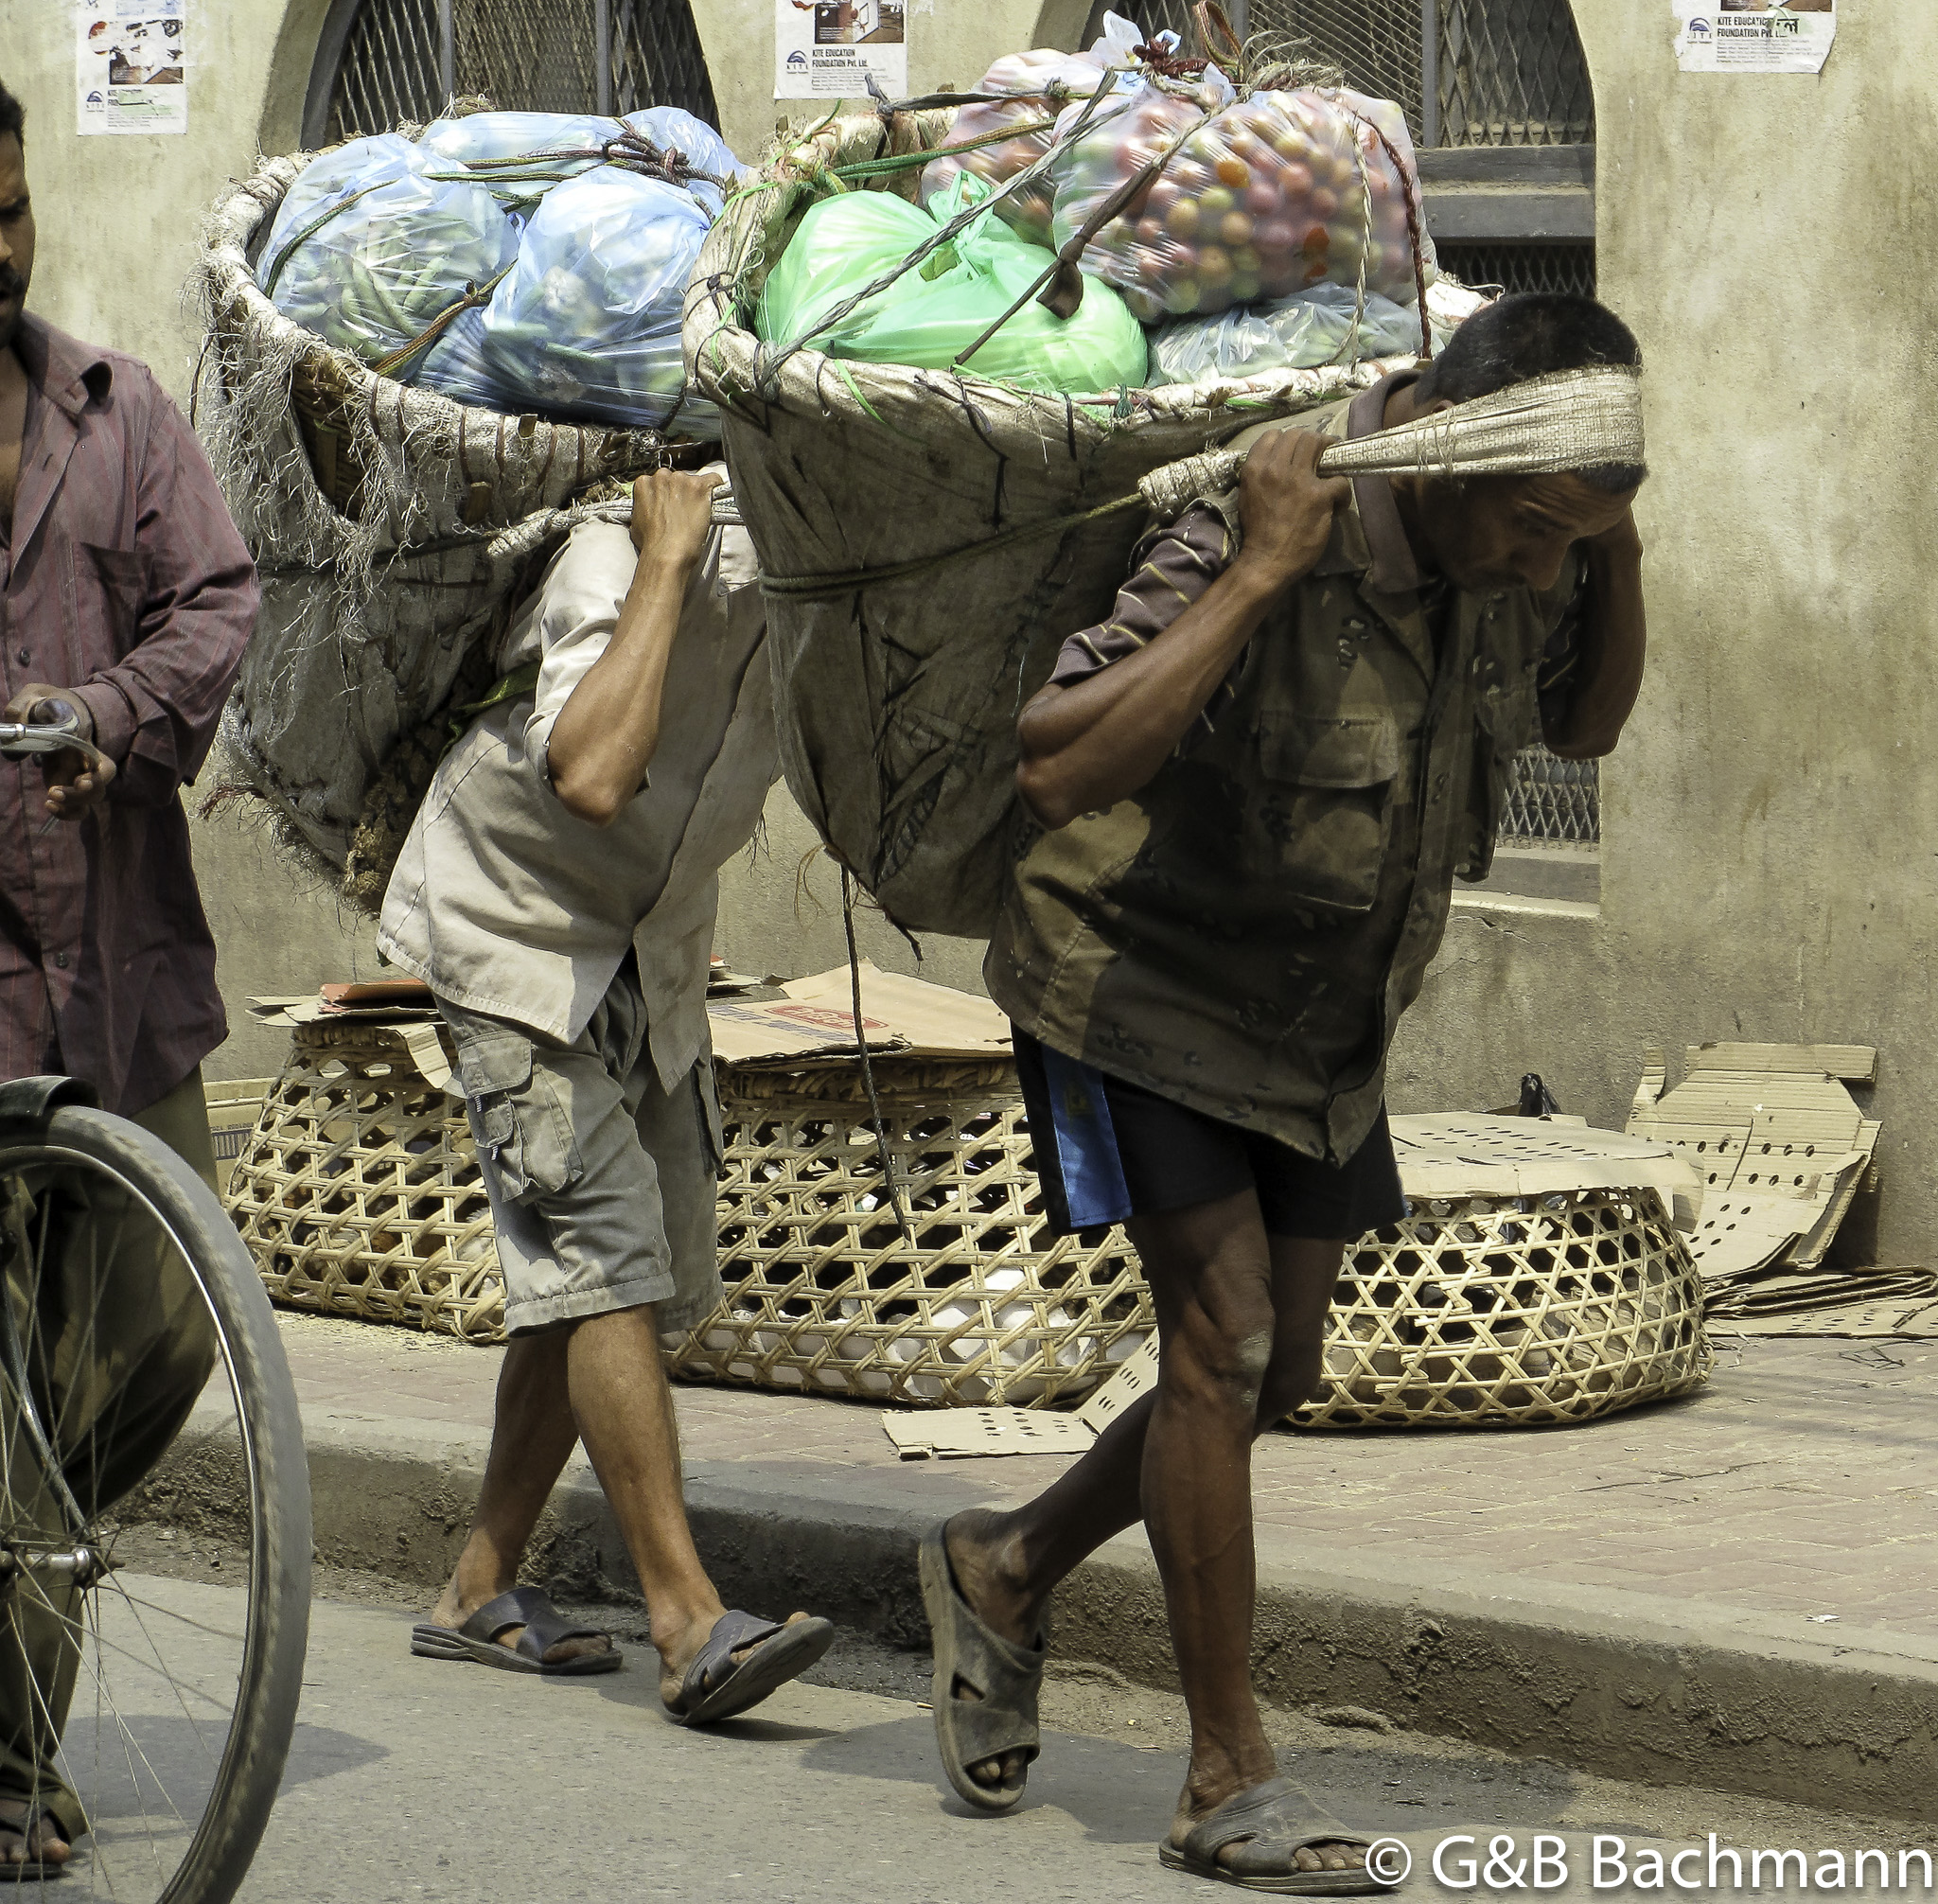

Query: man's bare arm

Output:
[1016, 432, 1348, 831]
[547, 468, 719, 826]
[1542, 511, 1645, 760]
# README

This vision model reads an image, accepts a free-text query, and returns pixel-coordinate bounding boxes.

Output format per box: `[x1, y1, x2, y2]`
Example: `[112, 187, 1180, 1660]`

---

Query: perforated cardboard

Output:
[1626, 1043, 1879, 1280]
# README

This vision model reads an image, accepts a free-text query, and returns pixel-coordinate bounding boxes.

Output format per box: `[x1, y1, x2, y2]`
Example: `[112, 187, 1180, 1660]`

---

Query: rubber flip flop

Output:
[918, 1525, 1044, 1813]
[410, 1586, 623, 1676]
[1156, 1776, 1396, 1895]
[666, 1610, 835, 1726]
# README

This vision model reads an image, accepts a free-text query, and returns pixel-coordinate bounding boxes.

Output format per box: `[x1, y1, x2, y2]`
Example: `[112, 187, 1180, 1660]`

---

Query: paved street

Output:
[278, 1315, 1938, 1635]
[150, 1586, 1920, 1904]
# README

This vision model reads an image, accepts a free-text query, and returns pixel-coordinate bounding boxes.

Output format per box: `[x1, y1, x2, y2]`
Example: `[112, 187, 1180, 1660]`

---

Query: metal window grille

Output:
[1083, 0, 1591, 150]
[1499, 744, 1598, 847]
[1435, 238, 1595, 297]
[308, 0, 718, 147]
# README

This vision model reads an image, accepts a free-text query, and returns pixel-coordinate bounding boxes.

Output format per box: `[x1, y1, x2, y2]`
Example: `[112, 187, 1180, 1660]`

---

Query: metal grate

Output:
[1243, 0, 1427, 132]
[1436, 238, 1595, 297]
[1499, 743, 1598, 847]
[1437, 0, 1591, 147]
[326, 0, 444, 142]
[317, 0, 718, 145]
[1083, 0, 1591, 151]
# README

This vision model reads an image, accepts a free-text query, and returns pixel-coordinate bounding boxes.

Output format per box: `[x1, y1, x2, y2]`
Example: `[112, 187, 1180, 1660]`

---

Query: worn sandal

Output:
[1158, 1776, 1395, 1895]
[665, 1610, 835, 1726]
[0, 1804, 67, 1882]
[919, 1526, 1045, 1813]
[410, 1586, 623, 1676]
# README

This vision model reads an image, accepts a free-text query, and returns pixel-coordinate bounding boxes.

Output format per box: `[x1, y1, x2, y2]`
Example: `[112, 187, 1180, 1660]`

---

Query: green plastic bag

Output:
[756, 174, 1148, 396]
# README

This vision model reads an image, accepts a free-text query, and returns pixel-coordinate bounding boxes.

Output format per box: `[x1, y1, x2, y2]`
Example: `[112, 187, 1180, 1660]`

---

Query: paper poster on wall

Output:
[775, 0, 908, 99]
[1675, 1, 1835, 74]
[76, 0, 189, 135]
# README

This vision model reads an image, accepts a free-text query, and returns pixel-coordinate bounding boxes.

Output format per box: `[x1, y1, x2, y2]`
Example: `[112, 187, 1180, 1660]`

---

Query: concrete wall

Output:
[1385, 0, 1934, 1261]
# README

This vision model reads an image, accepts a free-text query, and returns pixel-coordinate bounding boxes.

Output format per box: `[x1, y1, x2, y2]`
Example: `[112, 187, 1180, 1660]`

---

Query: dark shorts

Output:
[1013, 1029, 1408, 1242]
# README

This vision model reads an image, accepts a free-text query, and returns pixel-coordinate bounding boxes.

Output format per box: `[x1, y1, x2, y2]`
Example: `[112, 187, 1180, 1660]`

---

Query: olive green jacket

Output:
[985, 385, 1582, 1165]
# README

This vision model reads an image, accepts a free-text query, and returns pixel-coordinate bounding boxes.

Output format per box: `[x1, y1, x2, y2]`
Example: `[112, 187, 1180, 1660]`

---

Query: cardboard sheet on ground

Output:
[1626, 1043, 1879, 1281]
[882, 1116, 1700, 1459]
[706, 961, 1012, 1067]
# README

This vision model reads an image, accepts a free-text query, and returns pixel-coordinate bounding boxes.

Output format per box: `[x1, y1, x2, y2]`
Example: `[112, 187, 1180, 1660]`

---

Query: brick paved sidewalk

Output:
[277, 1313, 1938, 1636]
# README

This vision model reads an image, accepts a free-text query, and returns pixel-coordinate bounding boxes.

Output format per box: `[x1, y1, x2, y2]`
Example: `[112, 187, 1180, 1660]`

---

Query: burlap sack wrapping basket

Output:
[682, 112, 1481, 940]
[193, 151, 691, 906]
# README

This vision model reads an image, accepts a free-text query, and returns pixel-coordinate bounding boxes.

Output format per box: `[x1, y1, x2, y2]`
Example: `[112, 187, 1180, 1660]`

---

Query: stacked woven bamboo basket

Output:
[224, 1025, 1709, 1426]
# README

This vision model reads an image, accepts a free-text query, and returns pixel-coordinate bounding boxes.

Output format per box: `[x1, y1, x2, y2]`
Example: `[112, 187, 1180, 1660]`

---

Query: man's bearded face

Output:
[0, 135, 33, 356]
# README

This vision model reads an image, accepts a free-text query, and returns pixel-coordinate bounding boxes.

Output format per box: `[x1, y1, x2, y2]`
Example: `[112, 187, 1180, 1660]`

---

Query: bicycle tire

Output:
[0, 1104, 311, 1904]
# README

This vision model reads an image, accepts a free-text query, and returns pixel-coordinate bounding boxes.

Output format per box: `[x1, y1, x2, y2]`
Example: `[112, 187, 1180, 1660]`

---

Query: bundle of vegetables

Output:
[915, 11, 1150, 248]
[1048, 81, 1433, 321]
[256, 134, 517, 376]
[424, 168, 716, 432]
[1148, 281, 1453, 385]
[417, 105, 747, 215]
[755, 173, 1148, 396]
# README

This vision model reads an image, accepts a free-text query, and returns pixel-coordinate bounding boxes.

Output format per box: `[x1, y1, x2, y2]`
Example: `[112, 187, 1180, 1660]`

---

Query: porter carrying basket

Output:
[683, 112, 1477, 940]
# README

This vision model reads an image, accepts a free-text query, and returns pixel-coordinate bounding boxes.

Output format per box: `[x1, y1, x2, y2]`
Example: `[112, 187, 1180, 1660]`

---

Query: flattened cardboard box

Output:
[1627, 1042, 1879, 1281]
[707, 961, 1010, 1067]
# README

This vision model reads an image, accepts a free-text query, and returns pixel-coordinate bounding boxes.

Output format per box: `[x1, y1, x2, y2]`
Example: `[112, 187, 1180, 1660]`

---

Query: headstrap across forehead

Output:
[1317, 364, 1647, 480]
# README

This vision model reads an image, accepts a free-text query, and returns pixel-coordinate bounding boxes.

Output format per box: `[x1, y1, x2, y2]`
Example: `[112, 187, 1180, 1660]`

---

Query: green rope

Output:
[827, 117, 1058, 181]
[261, 182, 386, 297]
[760, 491, 1147, 602]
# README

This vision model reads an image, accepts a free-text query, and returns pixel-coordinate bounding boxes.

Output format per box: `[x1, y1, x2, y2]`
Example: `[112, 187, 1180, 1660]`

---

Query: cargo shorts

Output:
[437, 962, 725, 1336]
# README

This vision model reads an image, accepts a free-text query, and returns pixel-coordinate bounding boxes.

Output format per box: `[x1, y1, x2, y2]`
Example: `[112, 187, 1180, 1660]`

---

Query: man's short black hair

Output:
[0, 78, 22, 151]
[1416, 291, 1645, 492]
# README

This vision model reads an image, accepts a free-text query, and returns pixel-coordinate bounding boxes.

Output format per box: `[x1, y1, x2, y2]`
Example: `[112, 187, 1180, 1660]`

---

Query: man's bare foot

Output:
[655, 1609, 820, 1710]
[1170, 1777, 1370, 1877]
[942, 1507, 1048, 1795]
[0, 1801, 70, 1871]
[427, 1580, 610, 1667]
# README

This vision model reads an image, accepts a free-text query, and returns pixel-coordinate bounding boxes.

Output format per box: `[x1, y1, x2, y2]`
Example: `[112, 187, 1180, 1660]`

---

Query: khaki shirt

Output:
[379, 509, 776, 1090]
[986, 378, 1582, 1164]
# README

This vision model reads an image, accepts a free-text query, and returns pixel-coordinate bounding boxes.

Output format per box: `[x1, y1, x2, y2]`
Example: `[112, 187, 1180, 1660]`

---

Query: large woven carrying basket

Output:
[194, 154, 686, 886]
[227, 1022, 505, 1342]
[669, 1058, 1151, 1405]
[683, 115, 1480, 942]
[1303, 1187, 1710, 1427]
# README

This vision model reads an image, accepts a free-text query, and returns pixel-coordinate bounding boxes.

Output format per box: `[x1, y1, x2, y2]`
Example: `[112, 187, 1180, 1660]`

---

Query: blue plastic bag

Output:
[418, 108, 747, 215]
[258, 134, 518, 378]
[422, 167, 714, 433]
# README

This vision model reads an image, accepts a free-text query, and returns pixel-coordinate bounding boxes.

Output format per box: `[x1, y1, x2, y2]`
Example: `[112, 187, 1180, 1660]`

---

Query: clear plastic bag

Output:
[258, 133, 519, 378]
[916, 12, 1149, 248]
[1148, 282, 1451, 384]
[1049, 84, 1434, 322]
[422, 167, 714, 432]
[755, 173, 1148, 397]
[420, 108, 746, 214]
[620, 107, 749, 216]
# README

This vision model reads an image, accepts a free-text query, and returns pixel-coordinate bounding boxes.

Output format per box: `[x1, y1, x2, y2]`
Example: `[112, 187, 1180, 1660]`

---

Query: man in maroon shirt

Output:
[0, 78, 258, 1873]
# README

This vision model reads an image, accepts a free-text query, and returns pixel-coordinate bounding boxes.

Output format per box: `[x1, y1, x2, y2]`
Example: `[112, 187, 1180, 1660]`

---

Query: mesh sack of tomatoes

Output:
[916, 13, 1148, 247]
[1048, 81, 1435, 322]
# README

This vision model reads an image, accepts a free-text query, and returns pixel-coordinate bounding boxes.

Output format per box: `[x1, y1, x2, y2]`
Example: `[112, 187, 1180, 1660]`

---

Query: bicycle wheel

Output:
[0, 1102, 310, 1902]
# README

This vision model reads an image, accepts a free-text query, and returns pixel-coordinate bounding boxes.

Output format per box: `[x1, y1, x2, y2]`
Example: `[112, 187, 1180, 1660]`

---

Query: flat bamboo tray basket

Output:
[666, 1057, 1153, 1406]
[226, 1021, 504, 1341]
